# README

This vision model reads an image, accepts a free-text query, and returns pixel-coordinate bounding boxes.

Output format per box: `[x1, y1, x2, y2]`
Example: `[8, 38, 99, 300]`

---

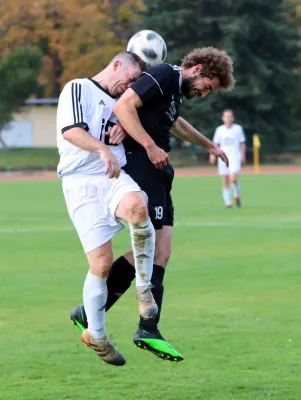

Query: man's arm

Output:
[240, 141, 246, 165]
[58, 80, 120, 179]
[171, 117, 229, 166]
[113, 88, 169, 170]
[239, 126, 246, 165]
[64, 127, 106, 153]
[63, 127, 120, 179]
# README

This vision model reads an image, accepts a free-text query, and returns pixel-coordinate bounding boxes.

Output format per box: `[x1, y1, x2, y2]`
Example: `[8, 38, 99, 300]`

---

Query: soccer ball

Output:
[127, 30, 167, 67]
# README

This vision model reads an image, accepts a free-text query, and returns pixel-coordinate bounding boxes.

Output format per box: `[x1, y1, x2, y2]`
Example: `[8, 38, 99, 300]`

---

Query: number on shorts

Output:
[155, 206, 163, 220]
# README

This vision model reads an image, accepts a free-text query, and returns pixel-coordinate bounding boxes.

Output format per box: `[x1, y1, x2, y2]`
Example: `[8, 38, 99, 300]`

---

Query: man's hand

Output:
[105, 124, 127, 145]
[209, 154, 216, 165]
[241, 156, 246, 166]
[146, 143, 169, 170]
[209, 143, 229, 167]
[99, 146, 120, 179]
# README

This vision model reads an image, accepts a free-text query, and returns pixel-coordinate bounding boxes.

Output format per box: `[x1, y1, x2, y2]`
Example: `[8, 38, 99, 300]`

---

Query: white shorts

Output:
[218, 158, 241, 176]
[62, 170, 142, 253]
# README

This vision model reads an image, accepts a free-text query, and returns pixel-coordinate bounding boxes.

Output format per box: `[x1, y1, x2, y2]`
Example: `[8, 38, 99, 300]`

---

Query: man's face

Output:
[182, 74, 220, 99]
[109, 61, 141, 97]
[222, 111, 234, 125]
[181, 64, 220, 99]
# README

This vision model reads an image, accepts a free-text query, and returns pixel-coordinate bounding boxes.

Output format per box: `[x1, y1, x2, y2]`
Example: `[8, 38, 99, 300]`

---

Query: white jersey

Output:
[57, 78, 126, 178]
[213, 123, 245, 161]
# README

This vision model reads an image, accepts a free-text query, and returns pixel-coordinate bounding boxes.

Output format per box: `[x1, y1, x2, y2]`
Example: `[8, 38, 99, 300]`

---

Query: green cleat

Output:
[70, 305, 87, 333]
[133, 327, 184, 362]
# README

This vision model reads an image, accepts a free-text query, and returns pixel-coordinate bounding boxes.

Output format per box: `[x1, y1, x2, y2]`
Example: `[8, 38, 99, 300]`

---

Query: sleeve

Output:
[239, 125, 246, 142]
[57, 80, 90, 134]
[213, 128, 220, 144]
[130, 64, 175, 105]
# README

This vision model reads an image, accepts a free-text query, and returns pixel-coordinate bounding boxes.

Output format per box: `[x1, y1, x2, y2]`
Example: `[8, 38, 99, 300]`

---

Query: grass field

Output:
[1, 173, 301, 400]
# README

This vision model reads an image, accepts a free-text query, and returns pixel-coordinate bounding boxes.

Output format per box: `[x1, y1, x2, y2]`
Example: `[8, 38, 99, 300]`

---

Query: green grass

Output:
[1, 148, 300, 171]
[0, 148, 59, 171]
[1, 174, 301, 400]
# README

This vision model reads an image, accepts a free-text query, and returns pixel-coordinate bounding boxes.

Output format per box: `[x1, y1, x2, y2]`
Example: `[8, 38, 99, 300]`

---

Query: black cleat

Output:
[235, 196, 242, 207]
[133, 327, 184, 362]
[70, 305, 88, 332]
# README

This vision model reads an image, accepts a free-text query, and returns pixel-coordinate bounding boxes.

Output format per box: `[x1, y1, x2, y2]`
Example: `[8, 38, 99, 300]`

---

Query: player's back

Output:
[125, 64, 183, 153]
[57, 78, 126, 178]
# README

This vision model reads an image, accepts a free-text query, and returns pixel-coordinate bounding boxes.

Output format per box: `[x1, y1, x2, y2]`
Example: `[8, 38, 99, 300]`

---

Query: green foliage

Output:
[142, 0, 301, 149]
[0, 47, 42, 132]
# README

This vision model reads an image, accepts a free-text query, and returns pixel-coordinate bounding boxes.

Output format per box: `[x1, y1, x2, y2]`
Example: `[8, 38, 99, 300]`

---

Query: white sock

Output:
[223, 188, 232, 206]
[83, 272, 107, 339]
[231, 182, 240, 198]
[129, 218, 155, 286]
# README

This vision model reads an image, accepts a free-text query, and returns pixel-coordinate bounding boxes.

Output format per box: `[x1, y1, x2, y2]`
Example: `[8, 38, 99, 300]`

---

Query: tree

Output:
[0, 0, 144, 97]
[0, 0, 114, 96]
[141, 0, 301, 149]
[0, 47, 42, 147]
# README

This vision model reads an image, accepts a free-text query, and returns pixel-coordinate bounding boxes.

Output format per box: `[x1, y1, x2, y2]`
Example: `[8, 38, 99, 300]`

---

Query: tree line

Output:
[1, 0, 300, 149]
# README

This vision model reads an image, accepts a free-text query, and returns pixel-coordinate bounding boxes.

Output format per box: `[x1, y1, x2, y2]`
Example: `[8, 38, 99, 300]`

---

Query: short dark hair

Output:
[181, 47, 235, 91]
[110, 51, 147, 72]
[223, 109, 234, 115]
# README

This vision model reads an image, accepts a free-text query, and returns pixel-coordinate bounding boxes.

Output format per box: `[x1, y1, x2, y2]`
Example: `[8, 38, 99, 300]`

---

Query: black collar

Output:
[87, 78, 117, 99]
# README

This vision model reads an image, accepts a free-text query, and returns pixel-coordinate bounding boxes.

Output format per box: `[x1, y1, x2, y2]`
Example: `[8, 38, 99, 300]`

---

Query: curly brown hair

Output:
[181, 47, 235, 91]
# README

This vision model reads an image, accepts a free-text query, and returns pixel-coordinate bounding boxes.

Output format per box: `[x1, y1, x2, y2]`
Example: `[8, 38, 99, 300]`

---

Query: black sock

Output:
[139, 264, 165, 332]
[105, 256, 136, 311]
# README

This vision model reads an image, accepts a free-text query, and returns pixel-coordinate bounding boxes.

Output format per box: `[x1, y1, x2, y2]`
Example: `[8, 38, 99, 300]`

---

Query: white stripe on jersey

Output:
[71, 82, 84, 125]
[142, 71, 164, 95]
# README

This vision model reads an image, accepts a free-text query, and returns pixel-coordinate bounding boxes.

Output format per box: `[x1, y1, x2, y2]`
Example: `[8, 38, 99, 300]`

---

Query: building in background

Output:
[0, 99, 58, 148]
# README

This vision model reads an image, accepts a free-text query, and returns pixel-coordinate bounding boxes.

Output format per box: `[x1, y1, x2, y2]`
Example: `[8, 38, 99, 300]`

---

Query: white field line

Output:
[0, 219, 301, 234]
[0, 216, 300, 223]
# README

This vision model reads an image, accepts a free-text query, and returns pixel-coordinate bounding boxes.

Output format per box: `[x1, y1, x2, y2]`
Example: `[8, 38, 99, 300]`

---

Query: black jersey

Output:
[125, 64, 183, 152]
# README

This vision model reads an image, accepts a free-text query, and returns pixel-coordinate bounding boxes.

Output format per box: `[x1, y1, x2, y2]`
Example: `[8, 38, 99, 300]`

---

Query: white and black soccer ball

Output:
[127, 30, 167, 67]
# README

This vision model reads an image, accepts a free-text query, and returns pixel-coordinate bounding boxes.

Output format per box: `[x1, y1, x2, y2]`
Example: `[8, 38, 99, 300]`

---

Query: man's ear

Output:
[192, 64, 202, 75]
[113, 60, 121, 71]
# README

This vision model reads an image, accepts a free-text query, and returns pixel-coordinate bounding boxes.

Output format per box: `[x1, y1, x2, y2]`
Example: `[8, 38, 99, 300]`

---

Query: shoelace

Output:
[138, 284, 155, 295]
[103, 334, 117, 356]
[139, 285, 155, 304]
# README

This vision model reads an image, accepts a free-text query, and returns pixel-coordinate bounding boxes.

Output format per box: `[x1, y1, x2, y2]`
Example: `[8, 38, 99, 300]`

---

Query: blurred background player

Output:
[210, 109, 246, 207]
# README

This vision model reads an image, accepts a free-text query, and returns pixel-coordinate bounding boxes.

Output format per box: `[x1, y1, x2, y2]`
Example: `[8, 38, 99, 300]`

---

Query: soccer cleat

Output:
[235, 196, 241, 207]
[133, 327, 184, 362]
[70, 305, 88, 332]
[226, 203, 233, 208]
[136, 285, 158, 320]
[81, 329, 126, 366]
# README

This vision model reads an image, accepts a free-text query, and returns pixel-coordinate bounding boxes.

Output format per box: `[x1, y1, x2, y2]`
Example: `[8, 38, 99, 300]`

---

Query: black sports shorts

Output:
[123, 146, 174, 230]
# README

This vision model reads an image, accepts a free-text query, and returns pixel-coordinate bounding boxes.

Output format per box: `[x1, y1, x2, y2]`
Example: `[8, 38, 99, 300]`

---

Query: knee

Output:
[229, 174, 238, 183]
[124, 195, 149, 224]
[88, 252, 113, 278]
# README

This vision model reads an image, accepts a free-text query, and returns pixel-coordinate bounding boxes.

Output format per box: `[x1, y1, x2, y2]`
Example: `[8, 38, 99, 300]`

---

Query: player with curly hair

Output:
[70, 47, 235, 362]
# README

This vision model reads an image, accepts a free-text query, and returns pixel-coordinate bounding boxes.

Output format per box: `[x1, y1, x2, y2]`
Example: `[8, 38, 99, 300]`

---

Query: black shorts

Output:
[123, 147, 174, 230]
